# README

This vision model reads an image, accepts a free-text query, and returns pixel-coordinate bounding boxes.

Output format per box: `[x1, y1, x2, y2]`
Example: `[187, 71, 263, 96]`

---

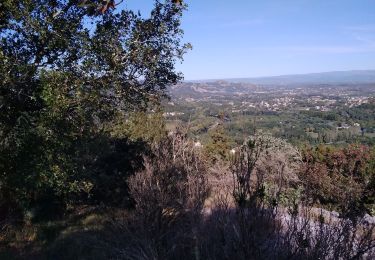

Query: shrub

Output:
[119, 131, 209, 259]
[299, 144, 375, 216]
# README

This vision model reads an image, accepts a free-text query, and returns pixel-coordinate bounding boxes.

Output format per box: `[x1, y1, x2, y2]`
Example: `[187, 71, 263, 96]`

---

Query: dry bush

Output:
[255, 136, 301, 202]
[206, 133, 375, 260]
[198, 134, 287, 259]
[230, 133, 302, 207]
[198, 188, 374, 260]
[106, 133, 374, 260]
[116, 131, 210, 259]
[198, 193, 283, 260]
[278, 205, 375, 259]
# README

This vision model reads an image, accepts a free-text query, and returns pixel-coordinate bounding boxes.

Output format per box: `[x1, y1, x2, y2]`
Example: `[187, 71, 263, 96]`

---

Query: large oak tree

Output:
[0, 0, 189, 217]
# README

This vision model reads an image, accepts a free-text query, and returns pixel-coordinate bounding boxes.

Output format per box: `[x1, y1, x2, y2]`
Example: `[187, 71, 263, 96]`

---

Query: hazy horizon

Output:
[184, 69, 375, 82]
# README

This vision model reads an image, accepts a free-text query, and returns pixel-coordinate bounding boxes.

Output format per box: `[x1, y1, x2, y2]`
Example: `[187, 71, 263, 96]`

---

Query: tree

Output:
[119, 109, 167, 144]
[0, 0, 189, 218]
[205, 124, 232, 162]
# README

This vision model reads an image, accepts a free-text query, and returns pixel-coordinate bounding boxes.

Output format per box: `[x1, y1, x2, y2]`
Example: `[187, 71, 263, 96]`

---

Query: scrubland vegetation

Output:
[0, 1, 374, 259]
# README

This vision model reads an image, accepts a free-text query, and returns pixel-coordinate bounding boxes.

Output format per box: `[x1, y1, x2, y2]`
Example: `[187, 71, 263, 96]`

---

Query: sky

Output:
[120, 0, 375, 80]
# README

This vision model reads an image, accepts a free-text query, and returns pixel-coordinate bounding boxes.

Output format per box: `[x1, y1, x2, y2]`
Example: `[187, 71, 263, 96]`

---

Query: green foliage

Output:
[0, 0, 188, 220]
[117, 109, 167, 144]
[205, 124, 232, 162]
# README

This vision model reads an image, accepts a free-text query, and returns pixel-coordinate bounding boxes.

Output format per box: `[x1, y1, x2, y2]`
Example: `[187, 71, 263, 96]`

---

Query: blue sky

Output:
[121, 0, 375, 80]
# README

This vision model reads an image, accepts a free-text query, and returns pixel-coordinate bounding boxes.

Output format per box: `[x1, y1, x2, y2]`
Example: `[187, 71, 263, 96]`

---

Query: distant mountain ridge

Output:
[190, 70, 375, 85]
